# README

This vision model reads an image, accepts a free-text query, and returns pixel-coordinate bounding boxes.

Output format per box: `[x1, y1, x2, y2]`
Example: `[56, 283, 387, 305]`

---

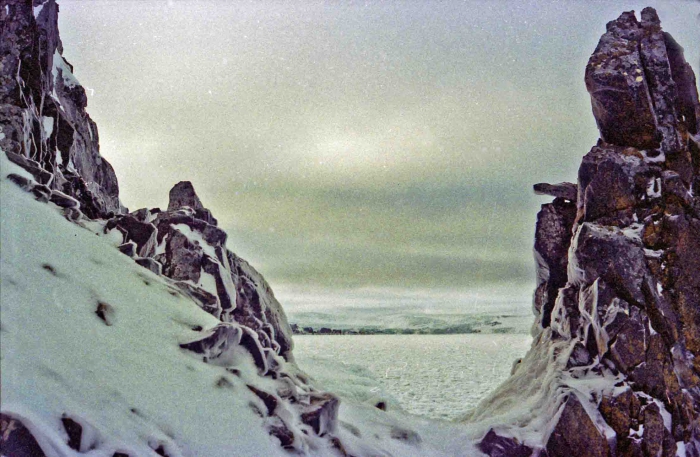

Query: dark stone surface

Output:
[533, 182, 577, 202]
[247, 385, 279, 416]
[167, 181, 203, 212]
[546, 395, 611, 457]
[300, 393, 340, 436]
[577, 145, 654, 224]
[0, 413, 47, 457]
[61, 416, 82, 451]
[106, 215, 157, 258]
[534, 197, 576, 327]
[479, 429, 533, 457]
[134, 257, 162, 276]
[585, 12, 657, 150]
[179, 323, 242, 362]
[1, 0, 123, 217]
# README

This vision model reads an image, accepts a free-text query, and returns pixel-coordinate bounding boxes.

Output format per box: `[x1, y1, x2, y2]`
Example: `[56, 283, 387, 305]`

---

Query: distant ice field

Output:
[294, 334, 532, 421]
[277, 285, 534, 335]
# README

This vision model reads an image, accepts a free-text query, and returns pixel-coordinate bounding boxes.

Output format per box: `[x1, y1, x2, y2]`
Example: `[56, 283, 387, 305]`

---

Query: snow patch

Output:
[52, 50, 80, 89]
[646, 177, 662, 198]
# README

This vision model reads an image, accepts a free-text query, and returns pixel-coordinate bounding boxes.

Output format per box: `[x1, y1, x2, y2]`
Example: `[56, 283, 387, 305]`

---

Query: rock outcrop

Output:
[1, 1, 340, 454]
[474, 8, 700, 457]
[1, 0, 123, 218]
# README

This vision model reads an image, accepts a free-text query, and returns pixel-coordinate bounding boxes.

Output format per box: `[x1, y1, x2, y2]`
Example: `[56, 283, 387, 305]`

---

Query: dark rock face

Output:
[480, 9, 700, 457]
[0, 413, 47, 457]
[533, 197, 576, 328]
[1, 0, 123, 218]
[479, 429, 533, 457]
[546, 396, 610, 457]
[168, 181, 204, 212]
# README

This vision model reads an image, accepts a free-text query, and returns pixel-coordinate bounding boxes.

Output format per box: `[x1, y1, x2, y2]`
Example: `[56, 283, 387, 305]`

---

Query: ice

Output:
[172, 223, 218, 259]
[52, 50, 80, 89]
[42, 116, 54, 139]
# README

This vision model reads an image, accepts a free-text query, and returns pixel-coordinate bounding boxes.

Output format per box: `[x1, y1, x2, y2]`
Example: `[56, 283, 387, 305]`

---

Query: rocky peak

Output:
[476, 8, 700, 457]
[168, 180, 204, 212]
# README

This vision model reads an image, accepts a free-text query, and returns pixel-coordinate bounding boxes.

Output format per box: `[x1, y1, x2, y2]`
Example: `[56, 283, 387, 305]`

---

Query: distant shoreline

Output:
[290, 323, 517, 336]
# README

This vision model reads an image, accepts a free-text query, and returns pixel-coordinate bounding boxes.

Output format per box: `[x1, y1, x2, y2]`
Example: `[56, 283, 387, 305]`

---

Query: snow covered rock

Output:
[1, 0, 123, 218]
[469, 8, 700, 457]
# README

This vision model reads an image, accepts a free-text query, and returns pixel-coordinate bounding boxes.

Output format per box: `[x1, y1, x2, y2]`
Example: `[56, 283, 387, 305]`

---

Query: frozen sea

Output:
[294, 334, 532, 421]
[281, 285, 535, 421]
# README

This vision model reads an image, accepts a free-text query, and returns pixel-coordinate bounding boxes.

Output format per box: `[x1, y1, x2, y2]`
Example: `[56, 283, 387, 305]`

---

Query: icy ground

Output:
[294, 334, 532, 421]
[0, 154, 492, 456]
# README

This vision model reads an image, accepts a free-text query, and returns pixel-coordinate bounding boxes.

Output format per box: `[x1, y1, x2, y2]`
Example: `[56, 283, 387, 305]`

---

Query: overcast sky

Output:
[57, 0, 699, 291]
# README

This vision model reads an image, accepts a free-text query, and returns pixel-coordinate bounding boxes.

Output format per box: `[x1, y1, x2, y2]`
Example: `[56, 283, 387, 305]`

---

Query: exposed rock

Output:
[585, 12, 657, 150]
[546, 395, 610, 457]
[533, 182, 577, 202]
[167, 181, 204, 212]
[1, 0, 123, 217]
[534, 197, 576, 327]
[478, 429, 533, 457]
[0, 413, 47, 457]
[134, 257, 162, 276]
[61, 416, 82, 451]
[599, 389, 641, 440]
[105, 215, 157, 258]
[301, 393, 340, 436]
[247, 385, 279, 416]
[577, 145, 654, 224]
[118, 242, 137, 258]
[179, 323, 242, 364]
[95, 301, 115, 326]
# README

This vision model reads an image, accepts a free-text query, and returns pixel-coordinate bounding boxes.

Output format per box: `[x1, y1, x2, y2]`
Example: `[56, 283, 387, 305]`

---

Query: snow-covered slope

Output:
[0, 150, 484, 456]
[0, 155, 293, 456]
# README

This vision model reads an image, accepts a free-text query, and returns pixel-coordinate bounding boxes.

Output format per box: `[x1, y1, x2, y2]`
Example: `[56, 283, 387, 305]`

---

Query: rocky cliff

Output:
[472, 8, 700, 457]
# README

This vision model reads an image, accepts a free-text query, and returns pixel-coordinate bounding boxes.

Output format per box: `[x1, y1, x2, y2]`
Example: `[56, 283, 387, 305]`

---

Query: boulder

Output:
[533, 182, 577, 202]
[0, 413, 47, 457]
[105, 215, 157, 258]
[301, 393, 340, 436]
[179, 323, 242, 364]
[585, 12, 657, 150]
[135, 257, 162, 276]
[546, 395, 611, 457]
[478, 429, 533, 457]
[167, 181, 203, 211]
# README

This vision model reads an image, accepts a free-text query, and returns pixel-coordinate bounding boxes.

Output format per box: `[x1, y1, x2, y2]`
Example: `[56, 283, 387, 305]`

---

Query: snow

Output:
[172, 223, 218, 259]
[646, 177, 662, 198]
[198, 268, 218, 296]
[52, 50, 80, 89]
[641, 150, 666, 164]
[33, 4, 44, 18]
[0, 153, 293, 457]
[42, 116, 54, 139]
[0, 151, 493, 456]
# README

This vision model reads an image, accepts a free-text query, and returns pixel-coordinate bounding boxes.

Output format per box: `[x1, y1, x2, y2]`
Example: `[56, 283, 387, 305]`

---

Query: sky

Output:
[57, 0, 700, 294]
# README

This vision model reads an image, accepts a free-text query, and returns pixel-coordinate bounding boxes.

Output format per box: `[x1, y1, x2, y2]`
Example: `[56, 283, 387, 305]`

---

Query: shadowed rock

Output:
[533, 182, 577, 201]
[167, 181, 204, 212]
[0, 413, 47, 457]
[546, 395, 610, 457]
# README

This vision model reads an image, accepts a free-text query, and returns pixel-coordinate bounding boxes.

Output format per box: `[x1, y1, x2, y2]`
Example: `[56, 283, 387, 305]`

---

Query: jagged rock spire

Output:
[477, 8, 700, 457]
[168, 181, 204, 211]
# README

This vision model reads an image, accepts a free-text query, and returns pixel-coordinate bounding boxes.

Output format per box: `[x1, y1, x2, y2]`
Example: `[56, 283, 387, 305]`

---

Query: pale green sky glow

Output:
[58, 0, 699, 289]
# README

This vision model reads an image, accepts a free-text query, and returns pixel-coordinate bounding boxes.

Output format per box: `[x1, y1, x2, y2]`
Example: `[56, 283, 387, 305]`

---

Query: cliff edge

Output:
[470, 8, 700, 457]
